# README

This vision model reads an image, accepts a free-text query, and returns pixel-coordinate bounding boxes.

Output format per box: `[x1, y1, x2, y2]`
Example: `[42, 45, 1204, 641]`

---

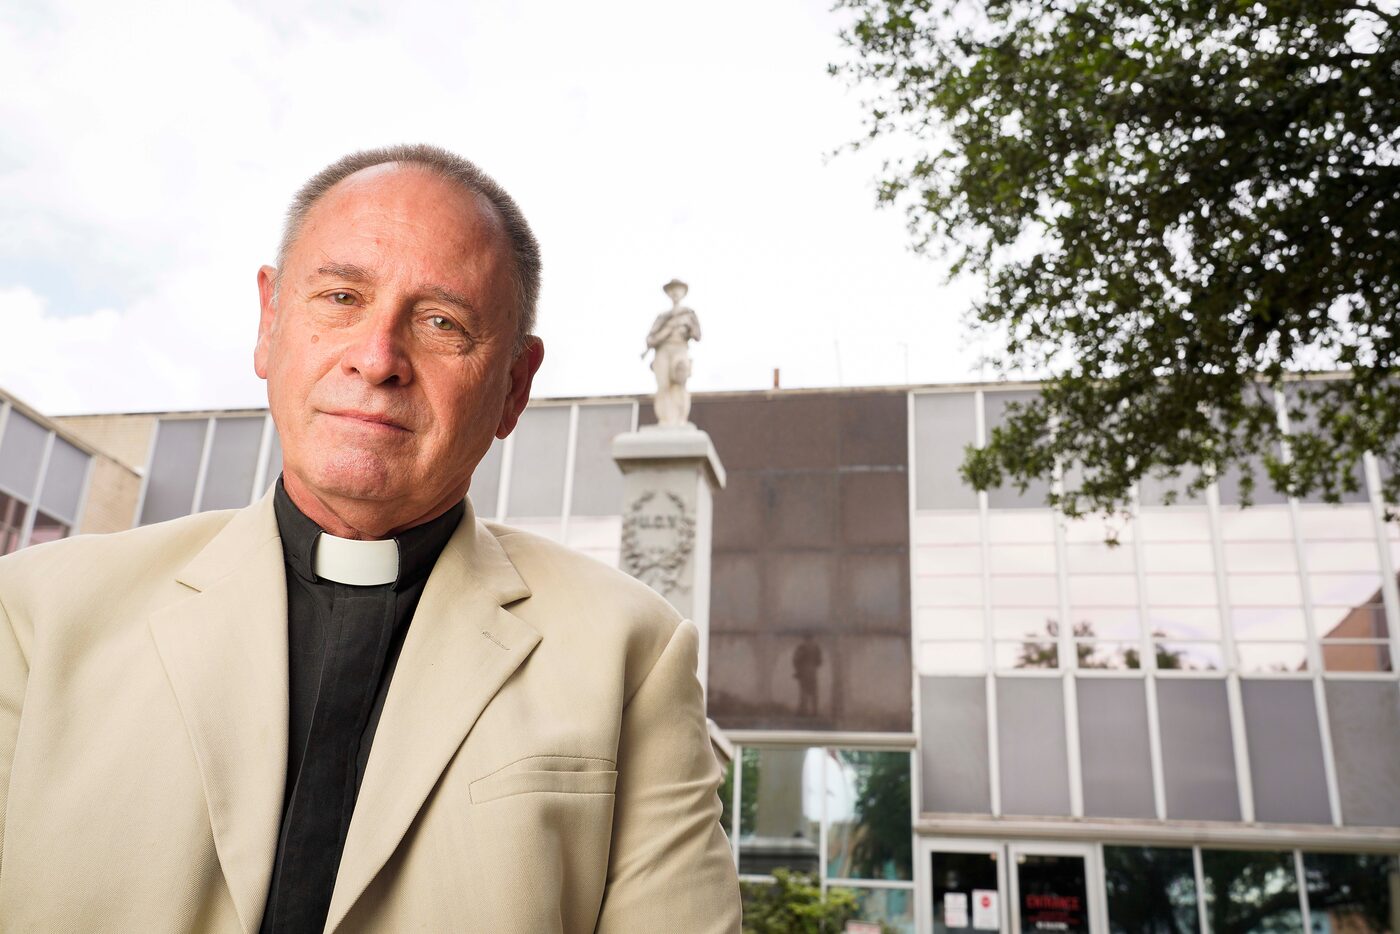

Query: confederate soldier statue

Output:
[644, 279, 702, 426]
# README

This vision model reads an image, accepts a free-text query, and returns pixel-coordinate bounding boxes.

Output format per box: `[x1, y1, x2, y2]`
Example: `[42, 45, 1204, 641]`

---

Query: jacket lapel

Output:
[148, 492, 289, 934]
[325, 511, 539, 933]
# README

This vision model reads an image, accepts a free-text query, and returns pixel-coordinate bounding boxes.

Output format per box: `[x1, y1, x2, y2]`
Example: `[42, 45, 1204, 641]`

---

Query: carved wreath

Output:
[620, 490, 696, 595]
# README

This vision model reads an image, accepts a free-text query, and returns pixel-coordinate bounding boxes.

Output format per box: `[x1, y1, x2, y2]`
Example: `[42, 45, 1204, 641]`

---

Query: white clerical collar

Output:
[313, 532, 400, 586]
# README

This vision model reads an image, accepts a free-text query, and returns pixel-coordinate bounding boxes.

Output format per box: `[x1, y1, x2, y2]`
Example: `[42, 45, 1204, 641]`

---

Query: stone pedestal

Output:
[612, 425, 725, 695]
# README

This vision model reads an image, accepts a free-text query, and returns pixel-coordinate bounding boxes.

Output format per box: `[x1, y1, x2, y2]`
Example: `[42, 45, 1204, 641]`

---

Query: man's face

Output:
[254, 164, 543, 537]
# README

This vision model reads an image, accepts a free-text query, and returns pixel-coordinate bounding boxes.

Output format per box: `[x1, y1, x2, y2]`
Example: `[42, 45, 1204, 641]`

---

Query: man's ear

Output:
[495, 337, 546, 439]
[254, 265, 279, 380]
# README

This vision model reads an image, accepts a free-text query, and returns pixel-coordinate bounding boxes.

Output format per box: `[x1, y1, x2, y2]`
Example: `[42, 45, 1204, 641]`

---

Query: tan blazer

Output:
[0, 492, 741, 933]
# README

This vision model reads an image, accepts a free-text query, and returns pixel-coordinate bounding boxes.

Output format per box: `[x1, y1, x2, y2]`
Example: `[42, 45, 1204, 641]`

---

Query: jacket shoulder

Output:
[483, 521, 684, 698]
[484, 521, 680, 627]
[0, 511, 240, 622]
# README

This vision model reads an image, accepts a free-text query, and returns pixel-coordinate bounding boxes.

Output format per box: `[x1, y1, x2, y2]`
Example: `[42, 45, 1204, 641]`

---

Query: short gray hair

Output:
[276, 144, 541, 344]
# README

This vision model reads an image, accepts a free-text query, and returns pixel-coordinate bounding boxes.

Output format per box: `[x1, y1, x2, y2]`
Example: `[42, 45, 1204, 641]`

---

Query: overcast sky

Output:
[1, 0, 979, 416]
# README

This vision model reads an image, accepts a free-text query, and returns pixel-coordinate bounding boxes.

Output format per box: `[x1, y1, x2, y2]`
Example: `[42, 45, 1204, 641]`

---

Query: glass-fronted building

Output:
[0, 388, 139, 555]
[9, 380, 1397, 933]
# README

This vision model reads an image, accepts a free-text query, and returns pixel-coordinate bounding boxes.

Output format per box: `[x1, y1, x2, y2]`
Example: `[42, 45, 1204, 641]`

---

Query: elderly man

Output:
[0, 145, 742, 932]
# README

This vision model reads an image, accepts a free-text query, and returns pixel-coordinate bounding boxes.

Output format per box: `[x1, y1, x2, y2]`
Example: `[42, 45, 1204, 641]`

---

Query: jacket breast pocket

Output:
[468, 755, 618, 804]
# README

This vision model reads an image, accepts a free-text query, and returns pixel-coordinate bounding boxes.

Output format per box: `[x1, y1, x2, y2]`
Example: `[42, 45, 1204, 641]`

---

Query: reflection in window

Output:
[1016, 853, 1090, 934]
[1154, 642, 1225, 671]
[825, 750, 912, 882]
[931, 850, 999, 934]
[1202, 849, 1303, 934]
[1235, 643, 1309, 674]
[919, 641, 985, 674]
[27, 510, 68, 547]
[737, 747, 820, 876]
[850, 885, 915, 934]
[1104, 846, 1199, 934]
[1303, 851, 1399, 934]
[0, 491, 23, 555]
[994, 613, 1060, 670]
[718, 757, 734, 838]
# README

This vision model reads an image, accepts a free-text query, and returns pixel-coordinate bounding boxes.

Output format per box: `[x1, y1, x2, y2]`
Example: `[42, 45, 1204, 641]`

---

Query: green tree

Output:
[833, 0, 1400, 517]
[740, 869, 863, 933]
[840, 751, 913, 880]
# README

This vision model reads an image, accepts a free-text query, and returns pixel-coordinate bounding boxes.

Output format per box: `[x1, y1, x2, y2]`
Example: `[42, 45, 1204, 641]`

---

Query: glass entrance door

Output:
[1008, 844, 1098, 934]
[926, 842, 1007, 934]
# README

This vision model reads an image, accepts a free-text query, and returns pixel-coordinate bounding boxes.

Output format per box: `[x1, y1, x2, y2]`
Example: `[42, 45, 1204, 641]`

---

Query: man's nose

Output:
[341, 310, 413, 386]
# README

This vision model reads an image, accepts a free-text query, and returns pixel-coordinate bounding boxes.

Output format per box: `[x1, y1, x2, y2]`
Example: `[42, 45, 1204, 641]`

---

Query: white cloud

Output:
[1, 0, 981, 416]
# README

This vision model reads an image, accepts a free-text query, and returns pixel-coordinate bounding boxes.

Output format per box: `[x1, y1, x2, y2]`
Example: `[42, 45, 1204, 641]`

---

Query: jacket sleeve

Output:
[0, 591, 28, 877]
[594, 619, 741, 933]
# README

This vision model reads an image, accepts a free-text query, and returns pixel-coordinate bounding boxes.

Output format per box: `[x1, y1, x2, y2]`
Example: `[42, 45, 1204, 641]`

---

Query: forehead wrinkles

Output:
[292, 176, 512, 299]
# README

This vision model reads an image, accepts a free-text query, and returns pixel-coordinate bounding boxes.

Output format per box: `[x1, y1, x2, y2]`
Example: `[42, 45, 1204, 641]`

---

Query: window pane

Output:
[1138, 508, 1212, 542]
[1231, 607, 1307, 640]
[1235, 643, 1309, 673]
[1104, 846, 1200, 934]
[718, 757, 734, 838]
[1139, 467, 1205, 506]
[1157, 679, 1241, 820]
[1311, 573, 1384, 607]
[997, 677, 1071, 816]
[849, 885, 915, 934]
[1148, 608, 1223, 641]
[1217, 450, 1289, 506]
[1325, 681, 1400, 827]
[988, 510, 1056, 542]
[1068, 574, 1138, 607]
[1201, 849, 1303, 934]
[996, 640, 1060, 670]
[1218, 506, 1293, 541]
[914, 392, 979, 510]
[1303, 852, 1399, 934]
[140, 418, 208, 525]
[825, 749, 912, 881]
[931, 850, 999, 934]
[918, 641, 985, 674]
[0, 411, 47, 499]
[1320, 640, 1393, 674]
[915, 511, 982, 544]
[505, 406, 569, 518]
[990, 575, 1059, 607]
[1305, 541, 1380, 572]
[1146, 575, 1221, 607]
[1240, 680, 1332, 824]
[27, 510, 67, 546]
[1077, 641, 1143, 670]
[737, 747, 820, 876]
[0, 491, 27, 555]
[917, 544, 983, 575]
[468, 440, 503, 520]
[1141, 542, 1217, 573]
[1316, 604, 1388, 641]
[199, 417, 264, 511]
[984, 391, 1051, 508]
[1078, 678, 1155, 818]
[1066, 541, 1136, 573]
[990, 544, 1058, 574]
[1228, 575, 1303, 606]
[1225, 541, 1298, 574]
[1070, 608, 1140, 640]
[570, 403, 632, 516]
[919, 677, 991, 814]
[1016, 853, 1090, 934]
[38, 437, 89, 522]
[1154, 642, 1225, 671]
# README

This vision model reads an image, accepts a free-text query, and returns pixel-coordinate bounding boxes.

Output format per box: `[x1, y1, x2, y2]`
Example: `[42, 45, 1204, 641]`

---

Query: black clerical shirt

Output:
[261, 481, 463, 934]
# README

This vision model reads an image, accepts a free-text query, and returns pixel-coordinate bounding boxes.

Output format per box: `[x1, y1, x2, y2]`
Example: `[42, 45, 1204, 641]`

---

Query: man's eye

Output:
[330, 292, 356, 305]
[428, 315, 457, 331]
